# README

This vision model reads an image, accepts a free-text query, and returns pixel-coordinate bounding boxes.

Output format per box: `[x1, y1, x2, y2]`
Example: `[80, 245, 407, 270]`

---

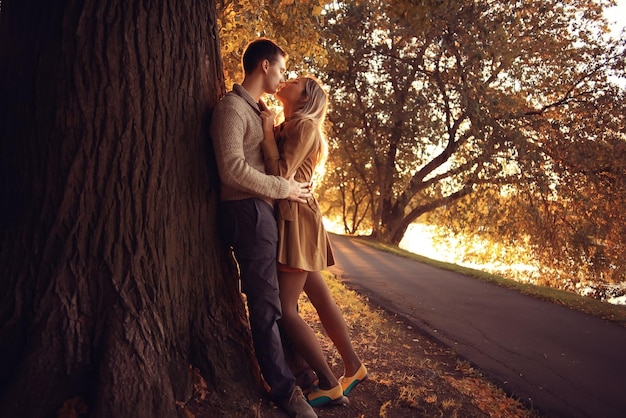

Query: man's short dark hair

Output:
[242, 38, 287, 75]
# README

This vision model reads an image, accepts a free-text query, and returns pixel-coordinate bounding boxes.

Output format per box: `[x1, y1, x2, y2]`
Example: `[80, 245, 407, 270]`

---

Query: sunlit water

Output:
[325, 219, 626, 306]
[398, 224, 626, 306]
[399, 224, 541, 283]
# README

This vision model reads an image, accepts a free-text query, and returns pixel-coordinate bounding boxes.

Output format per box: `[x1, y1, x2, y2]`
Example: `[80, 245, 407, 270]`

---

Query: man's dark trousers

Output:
[218, 198, 296, 401]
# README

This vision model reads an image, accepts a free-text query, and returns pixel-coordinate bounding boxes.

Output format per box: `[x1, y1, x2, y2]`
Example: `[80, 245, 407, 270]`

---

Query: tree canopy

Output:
[215, 0, 626, 290]
[217, 0, 333, 89]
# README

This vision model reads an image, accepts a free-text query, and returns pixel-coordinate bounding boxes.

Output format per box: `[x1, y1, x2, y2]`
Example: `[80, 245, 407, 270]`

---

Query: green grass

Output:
[353, 236, 626, 327]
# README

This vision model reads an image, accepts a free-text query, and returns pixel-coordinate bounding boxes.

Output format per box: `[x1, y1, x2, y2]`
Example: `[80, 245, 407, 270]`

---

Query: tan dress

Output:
[262, 118, 335, 271]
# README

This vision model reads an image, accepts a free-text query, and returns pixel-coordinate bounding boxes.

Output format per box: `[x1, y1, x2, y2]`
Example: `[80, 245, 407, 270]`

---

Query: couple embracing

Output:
[210, 38, 367, 418]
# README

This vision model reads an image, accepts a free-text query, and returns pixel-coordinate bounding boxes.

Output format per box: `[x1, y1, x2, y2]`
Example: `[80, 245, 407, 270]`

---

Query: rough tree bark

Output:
[0, 1, 261, 417]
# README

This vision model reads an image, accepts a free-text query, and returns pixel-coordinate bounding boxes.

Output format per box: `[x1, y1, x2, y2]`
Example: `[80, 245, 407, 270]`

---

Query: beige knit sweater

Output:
[210, 84, 290, 204]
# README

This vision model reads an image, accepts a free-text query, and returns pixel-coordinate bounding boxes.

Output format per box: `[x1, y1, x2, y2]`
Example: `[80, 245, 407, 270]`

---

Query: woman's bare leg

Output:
[304, 271, 362, 377]
[278, 270, 339, 389]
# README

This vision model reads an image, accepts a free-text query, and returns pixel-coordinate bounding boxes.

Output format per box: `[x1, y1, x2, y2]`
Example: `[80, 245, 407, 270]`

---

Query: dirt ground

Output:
[184, 277, 542, 418]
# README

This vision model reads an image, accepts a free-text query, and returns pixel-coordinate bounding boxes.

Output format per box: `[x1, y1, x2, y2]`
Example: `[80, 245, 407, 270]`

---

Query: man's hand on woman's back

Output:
[287, 174, 312, 203]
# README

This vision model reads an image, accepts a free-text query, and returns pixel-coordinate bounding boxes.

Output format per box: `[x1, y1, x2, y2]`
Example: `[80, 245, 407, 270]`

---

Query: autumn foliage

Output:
[217, 0, 626, 293]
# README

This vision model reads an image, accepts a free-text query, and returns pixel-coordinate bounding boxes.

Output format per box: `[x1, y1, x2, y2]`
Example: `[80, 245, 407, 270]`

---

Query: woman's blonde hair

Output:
[291, 76, 328, 169]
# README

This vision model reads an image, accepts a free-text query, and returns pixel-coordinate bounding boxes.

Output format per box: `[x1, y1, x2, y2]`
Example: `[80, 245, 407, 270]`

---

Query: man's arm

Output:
[211, 100, 310, 202]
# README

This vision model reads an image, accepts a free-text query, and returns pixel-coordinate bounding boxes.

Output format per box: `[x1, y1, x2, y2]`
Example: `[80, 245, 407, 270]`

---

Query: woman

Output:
[261, 76, 367, 407]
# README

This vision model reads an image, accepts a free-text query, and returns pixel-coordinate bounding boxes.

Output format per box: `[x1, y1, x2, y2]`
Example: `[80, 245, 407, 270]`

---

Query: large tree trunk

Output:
[0, 1, 261, 417]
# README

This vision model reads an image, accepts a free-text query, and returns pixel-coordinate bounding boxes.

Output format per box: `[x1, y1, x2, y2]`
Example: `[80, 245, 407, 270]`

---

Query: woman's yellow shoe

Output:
[306, 383, 349, 407]
[338, 364, 368, 395]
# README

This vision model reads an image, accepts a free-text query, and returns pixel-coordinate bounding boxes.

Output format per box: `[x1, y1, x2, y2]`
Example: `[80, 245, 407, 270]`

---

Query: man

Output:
[210, 38, 317, 418]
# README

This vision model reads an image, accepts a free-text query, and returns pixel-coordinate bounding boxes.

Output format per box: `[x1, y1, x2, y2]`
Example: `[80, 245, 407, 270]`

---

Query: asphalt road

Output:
[327, 233, 626, 418]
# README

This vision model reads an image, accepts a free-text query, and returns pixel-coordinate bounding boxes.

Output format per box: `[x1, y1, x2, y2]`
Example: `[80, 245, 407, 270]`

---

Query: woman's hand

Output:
[259, 100, 276, 140]
[261, 109, 276, 138]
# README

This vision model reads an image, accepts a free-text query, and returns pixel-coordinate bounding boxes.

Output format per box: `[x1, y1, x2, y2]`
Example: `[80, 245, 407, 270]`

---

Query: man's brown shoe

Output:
[281, 386, 318, 418]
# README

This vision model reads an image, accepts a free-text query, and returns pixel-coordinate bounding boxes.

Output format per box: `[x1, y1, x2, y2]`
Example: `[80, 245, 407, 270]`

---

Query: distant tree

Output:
[321, 161, 373, 234]
[318, 0, 625, 263]
[0, 1, 263, 417]
[438, 88, 626, 288]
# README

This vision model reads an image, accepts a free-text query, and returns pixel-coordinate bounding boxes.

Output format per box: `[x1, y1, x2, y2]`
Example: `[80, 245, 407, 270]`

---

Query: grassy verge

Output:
[353, 236, 626, 327]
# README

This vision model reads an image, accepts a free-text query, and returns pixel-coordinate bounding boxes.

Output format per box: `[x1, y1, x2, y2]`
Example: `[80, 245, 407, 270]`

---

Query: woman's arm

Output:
[263, 121, 318, 178]
[260, 105, 276, 143]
